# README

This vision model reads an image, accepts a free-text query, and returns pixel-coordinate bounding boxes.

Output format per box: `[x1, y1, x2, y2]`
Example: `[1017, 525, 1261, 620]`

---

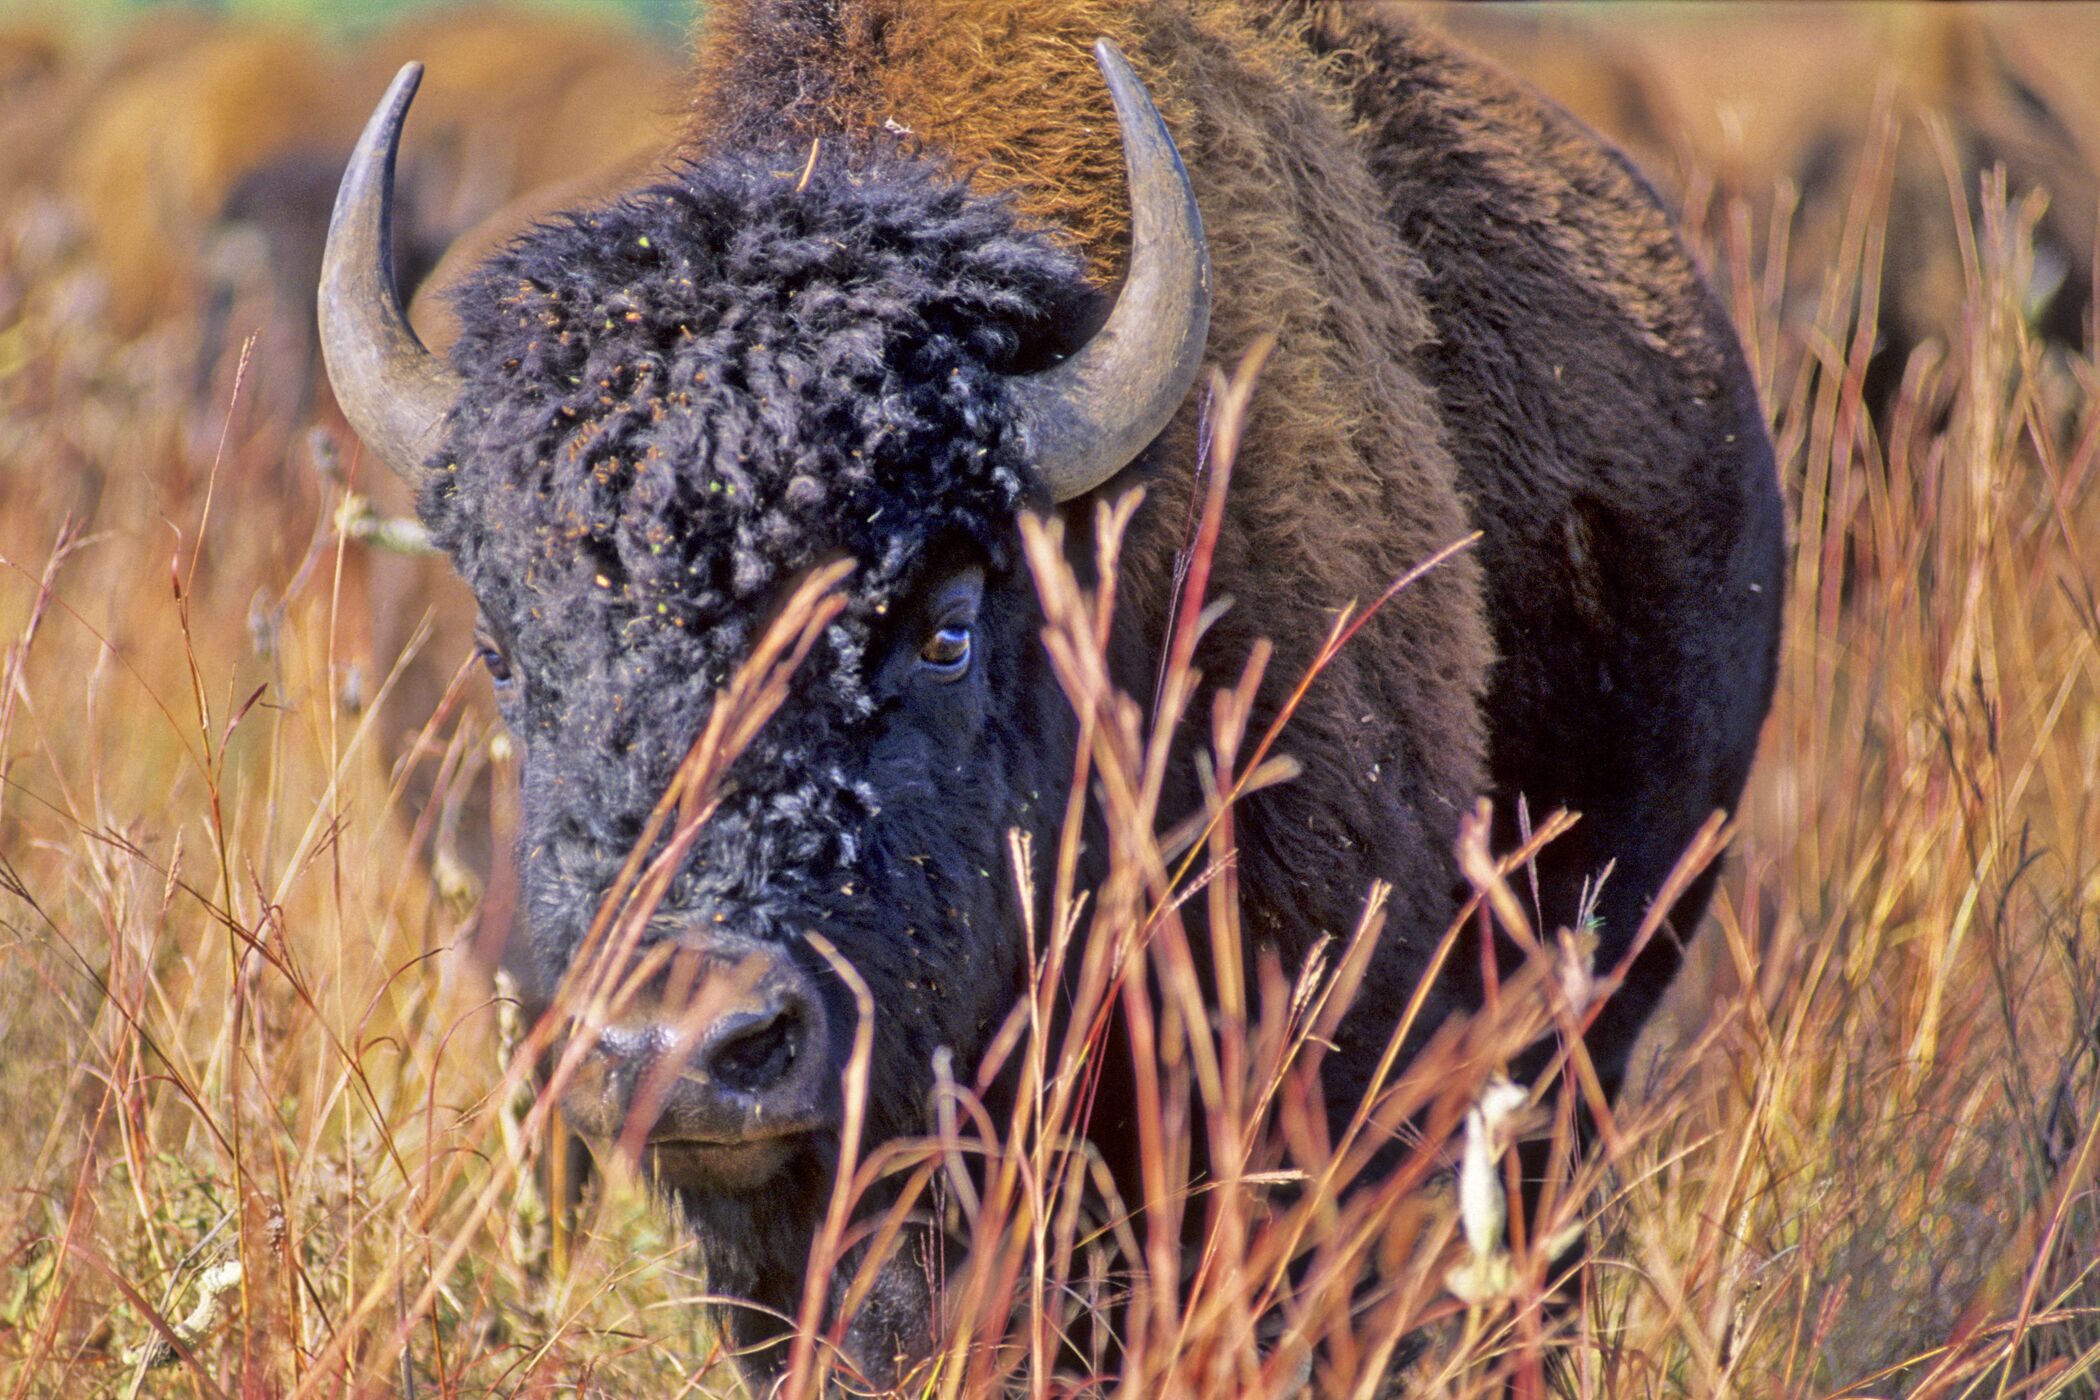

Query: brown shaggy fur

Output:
[1290, 2, 1779, 1075]
[690, 0, 1146, 268]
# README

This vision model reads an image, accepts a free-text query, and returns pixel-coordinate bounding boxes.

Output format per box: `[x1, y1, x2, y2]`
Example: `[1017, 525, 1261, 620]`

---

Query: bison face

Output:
[485, 546, 1071, 1160]
[415, 160, 1089, 1321]
[470, 522, 1084, 1372]
[316, 42, 1207, 1369]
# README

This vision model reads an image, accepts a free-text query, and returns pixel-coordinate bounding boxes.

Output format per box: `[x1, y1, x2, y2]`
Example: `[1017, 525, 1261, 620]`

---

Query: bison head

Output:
[317, 44, 1207, 1371]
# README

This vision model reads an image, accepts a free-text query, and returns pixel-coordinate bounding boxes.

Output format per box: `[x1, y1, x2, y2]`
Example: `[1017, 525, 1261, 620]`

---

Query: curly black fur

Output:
[434, 152, 1072, 762]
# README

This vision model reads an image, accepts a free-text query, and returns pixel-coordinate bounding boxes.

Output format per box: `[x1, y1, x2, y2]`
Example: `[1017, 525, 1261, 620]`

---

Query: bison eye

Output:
[919, 623, 972, 681]
[476, 637, 515, 688]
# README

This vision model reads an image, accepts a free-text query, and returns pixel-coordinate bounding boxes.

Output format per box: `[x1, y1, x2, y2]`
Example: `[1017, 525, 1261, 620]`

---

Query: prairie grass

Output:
[1, 21, 2097, 1400]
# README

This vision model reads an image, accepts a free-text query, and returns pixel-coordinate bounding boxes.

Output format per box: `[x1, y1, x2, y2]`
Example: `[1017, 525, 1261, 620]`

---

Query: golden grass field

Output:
[0, 3, 2097, 1395]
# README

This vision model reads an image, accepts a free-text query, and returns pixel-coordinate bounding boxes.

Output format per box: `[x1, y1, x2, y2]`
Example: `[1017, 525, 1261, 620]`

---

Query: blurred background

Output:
[6, 1, 2096, 476]
[11, 0, 688, 36]
[1, 2, 2098, 1392]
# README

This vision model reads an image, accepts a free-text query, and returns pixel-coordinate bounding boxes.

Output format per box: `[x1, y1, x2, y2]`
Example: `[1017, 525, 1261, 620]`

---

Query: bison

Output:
[317, 0, 1785, 1382]
[1438, 3, 2099, 426]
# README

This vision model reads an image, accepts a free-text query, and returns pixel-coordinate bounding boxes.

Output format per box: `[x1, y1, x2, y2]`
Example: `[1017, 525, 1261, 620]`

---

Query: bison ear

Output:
[1009, 39, 1210, 505]
[318, 62, 465, 491]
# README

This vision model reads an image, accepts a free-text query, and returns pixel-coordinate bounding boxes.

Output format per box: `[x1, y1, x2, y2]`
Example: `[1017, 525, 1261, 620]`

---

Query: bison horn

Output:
[318, 62, 463, 488]
[1015, 40, 1212, 504]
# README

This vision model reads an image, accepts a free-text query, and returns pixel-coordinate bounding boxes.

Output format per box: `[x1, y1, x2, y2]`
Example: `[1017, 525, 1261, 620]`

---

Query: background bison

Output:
[0, 2, 2095, 1396]
[1438, 3, 2100, 427]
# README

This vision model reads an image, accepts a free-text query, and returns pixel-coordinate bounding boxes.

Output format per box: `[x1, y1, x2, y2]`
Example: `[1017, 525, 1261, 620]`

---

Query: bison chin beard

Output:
[657, 1142, 942, 1388]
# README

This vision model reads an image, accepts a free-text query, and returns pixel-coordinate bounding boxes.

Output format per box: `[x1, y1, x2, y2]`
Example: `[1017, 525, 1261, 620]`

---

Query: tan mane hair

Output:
[690, 0, 1150, 270]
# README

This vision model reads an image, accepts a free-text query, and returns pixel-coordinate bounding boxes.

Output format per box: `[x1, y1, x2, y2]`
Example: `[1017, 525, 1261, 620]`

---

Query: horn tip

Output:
[383, 60, 425, 110]
[1090, 40, 1159, 134]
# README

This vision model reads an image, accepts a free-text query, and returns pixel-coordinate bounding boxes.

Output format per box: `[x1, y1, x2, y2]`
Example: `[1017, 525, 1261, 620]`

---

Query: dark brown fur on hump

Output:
[689, 0, 1495, 948]
[1294, 1, 1783, 1076]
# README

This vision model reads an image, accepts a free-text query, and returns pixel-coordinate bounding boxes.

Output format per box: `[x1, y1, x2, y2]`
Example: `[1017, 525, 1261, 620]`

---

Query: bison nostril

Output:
[707, 1006, 803, 1095]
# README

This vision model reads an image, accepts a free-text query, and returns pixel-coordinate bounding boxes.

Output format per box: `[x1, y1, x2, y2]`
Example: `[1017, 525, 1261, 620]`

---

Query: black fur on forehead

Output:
[423, 148, 1089, 718]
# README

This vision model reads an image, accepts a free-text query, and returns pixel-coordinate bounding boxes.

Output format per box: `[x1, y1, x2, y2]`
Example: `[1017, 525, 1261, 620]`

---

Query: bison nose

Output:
[696, 994, 812, 1098]
[562, 938, 835, 1188]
